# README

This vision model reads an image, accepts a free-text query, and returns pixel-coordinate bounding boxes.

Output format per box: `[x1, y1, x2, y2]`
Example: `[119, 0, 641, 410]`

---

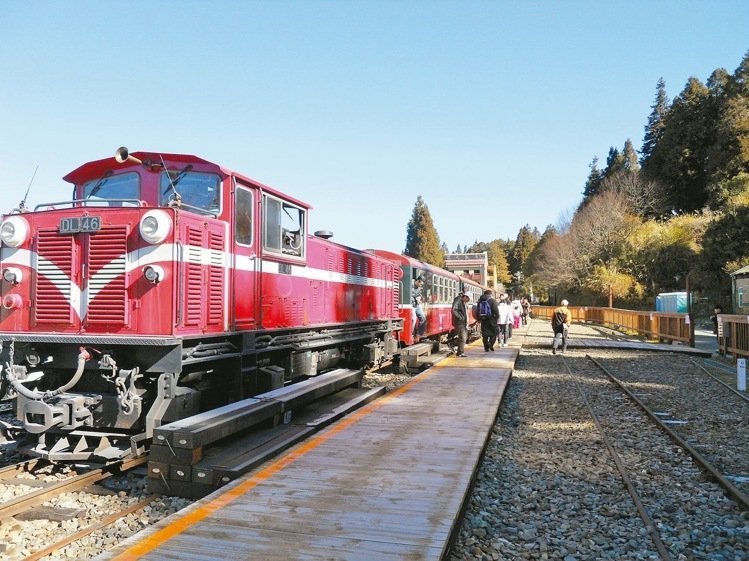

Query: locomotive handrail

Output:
[33, 198, 146, 210]
[530, 305, 693, 346]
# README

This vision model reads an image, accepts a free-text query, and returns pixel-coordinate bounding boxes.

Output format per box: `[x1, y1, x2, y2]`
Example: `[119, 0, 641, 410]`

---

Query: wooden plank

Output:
[97, 358, 512, 561]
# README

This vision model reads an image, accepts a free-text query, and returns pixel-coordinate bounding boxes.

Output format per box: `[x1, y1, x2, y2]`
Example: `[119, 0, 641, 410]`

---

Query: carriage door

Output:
[232, 181, 258, 329]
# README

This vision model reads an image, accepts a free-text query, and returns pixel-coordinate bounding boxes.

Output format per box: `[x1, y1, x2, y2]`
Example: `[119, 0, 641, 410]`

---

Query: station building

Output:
[444, 252, 500, 292]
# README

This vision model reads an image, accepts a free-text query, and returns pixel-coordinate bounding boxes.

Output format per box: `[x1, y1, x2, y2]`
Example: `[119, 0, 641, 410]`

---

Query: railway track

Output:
[0, 456, 147, 521]
[587, 352, 749, 501]
[564, 351, 749, 559]
[0, 456, 173, 560]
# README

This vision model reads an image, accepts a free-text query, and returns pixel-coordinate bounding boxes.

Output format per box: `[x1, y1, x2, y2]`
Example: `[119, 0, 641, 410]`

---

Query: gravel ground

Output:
[447, 322, 749, 561]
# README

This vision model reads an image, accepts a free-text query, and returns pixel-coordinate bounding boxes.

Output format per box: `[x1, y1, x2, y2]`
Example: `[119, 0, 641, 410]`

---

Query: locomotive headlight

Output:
[2, 267, 22, 284]
[2, 294, 23, 310]
[143, 264, 164, 284]
[139, 210, 171, 244]
[0, 216, 30, 248]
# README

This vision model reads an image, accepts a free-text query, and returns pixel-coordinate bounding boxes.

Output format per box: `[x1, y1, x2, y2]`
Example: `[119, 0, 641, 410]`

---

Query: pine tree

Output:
[622, 139, 639, 172]
[604, 147, 625, 178]
[645, 76, 712, 213]
[708, 53, 749, 192]
[513, 225, 539, 273]
[581, 157, 604, 206]
[454, 244, 462, 254]
[641, 78, 669, 166]
[440, 241, 449, 254]
[404, 195, 445, 267]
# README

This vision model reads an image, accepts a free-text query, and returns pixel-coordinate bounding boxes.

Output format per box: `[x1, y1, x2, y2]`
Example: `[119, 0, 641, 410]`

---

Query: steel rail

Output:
[586, 354, 749, 511]
[0, 456, 147, 521]
[22, 495, 157, 561]
[690, 358, 749, 404]
[562, 357, 674, 561]
[0, 458, 42, 481]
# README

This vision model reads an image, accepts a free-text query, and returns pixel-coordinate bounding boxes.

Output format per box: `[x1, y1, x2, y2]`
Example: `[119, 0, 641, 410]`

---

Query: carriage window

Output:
[235, 187, 253, 246]
[82, 172, 140, 206]
[160, 171, 221, 215]
[263, 194, 305, 257]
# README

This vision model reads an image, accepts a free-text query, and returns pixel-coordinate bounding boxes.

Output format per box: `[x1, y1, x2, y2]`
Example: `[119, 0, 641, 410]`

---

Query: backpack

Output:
[553, 310, 567, 330]
[477, 299, 492, 320]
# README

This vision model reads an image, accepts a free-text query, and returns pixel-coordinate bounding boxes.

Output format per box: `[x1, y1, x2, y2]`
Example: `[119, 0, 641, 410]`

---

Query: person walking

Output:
[520, 296, 530, 326]
[496, 298, 512, 348]
[511, 299, 522, 329]
[476, 290, 499, 351]
[451, 292, 471, 357]
[551, 299, 571, 354]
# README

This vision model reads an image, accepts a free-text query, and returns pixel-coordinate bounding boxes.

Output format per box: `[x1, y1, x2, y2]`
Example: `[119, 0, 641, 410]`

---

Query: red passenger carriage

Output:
[370, 250, 483, 346]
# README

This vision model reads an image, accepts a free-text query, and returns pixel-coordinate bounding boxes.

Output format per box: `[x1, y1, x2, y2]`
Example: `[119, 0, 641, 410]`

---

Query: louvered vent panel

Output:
[184, 227, 204, 326]
[87, 227, 128, 325]
[392, 267, 400, 315]
[35, 230, 74, 323]
[207, 230, 224, 325]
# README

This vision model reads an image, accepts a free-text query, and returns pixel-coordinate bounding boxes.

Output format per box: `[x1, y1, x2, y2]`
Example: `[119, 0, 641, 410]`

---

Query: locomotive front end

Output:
[0, 154, 211, 461]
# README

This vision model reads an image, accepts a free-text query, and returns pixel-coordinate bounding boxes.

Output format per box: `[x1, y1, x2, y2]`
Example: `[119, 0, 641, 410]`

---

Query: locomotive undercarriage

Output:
[0, 319, 402, 462]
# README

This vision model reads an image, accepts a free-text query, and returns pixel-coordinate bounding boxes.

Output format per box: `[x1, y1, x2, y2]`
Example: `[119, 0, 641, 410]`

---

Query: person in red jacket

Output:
[551, 299, 571, 354]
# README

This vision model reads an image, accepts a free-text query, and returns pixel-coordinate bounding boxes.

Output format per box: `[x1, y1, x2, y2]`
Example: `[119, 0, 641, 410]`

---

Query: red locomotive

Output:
[0, 148, 482, 462]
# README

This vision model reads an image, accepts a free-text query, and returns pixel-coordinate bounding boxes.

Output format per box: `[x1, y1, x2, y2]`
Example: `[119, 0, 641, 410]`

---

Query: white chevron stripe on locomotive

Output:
[2, 245, 394, 321]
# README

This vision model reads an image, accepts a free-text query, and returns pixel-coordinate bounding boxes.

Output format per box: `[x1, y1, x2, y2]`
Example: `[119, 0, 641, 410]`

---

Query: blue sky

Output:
[1, 1, 748, 253]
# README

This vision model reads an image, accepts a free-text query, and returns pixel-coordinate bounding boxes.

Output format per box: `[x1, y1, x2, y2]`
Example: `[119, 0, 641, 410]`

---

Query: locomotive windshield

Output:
[82, 171, 140, 205]
[160, 170, 221, 214]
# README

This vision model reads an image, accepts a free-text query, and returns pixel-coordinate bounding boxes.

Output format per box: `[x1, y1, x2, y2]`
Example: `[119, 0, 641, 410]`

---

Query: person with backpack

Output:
[551, 299, 572, 354]
[476, 290, 499, 351]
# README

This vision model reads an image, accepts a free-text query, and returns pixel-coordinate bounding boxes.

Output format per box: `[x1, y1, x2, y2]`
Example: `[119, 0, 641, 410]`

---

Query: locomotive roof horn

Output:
[115, 146, 143, 166]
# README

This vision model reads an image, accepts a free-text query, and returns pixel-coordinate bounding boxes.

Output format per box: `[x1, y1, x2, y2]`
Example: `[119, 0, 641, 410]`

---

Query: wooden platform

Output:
[95, 344, 516, 561]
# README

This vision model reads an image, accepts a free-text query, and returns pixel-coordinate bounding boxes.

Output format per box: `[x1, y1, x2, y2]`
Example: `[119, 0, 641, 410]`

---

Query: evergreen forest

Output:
[404, 50, 749, 315]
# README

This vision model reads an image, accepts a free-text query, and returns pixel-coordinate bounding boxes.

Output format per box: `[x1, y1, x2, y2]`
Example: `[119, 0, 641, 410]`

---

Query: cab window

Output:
[160, 171, 221, 215]
[82, 172, 140, 206]
[235, 186, 253, 246]
[263, 194, 305, 257]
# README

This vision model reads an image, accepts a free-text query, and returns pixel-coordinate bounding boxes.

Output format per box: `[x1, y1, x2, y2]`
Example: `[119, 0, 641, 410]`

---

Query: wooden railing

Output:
[716, 315, 749, 361]
[531, 306, 694, 346]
